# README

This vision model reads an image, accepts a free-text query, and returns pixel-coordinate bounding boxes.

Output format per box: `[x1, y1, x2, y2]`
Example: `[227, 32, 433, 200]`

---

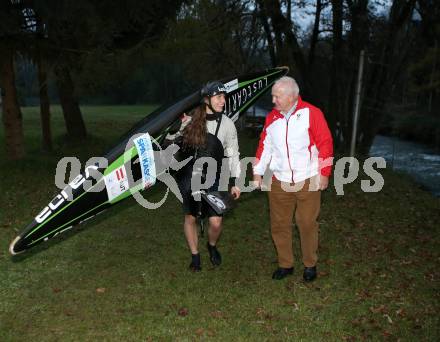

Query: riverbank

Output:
[370, 135, 440, 197]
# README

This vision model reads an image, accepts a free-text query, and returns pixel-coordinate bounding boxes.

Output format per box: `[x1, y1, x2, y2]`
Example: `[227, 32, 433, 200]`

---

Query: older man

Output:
[253, 76, 333, 282]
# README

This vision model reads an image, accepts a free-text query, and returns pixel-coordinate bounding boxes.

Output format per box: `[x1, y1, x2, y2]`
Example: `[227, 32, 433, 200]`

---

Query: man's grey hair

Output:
[273, 76, 300, 96]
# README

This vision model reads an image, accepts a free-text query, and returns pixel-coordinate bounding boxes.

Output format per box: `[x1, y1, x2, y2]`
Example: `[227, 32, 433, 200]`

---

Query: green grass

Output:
[0, 106, 439, 341]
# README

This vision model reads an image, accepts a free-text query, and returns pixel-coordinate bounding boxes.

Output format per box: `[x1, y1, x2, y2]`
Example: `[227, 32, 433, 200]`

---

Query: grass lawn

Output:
[0, 106, 439, 341]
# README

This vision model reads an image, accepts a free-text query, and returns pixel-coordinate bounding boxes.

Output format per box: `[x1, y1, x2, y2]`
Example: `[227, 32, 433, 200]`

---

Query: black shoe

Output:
[272, 267, 294, 280]
[303, 266, 317, 282]
[207, 242, 222, 266]
[189, 253, 201, 272]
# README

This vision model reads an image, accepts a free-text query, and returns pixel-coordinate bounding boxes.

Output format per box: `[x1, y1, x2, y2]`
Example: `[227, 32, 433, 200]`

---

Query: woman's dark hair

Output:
[182, 103, 207, 148]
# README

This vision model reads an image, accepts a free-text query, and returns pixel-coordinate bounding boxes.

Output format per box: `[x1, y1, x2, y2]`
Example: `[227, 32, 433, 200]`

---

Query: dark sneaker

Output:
[189, 253, 201, 272]
[189, 262, 201, 272]
[272, 267, 294, 280]
[303, 266, 317, 282]
[207, 243, 222, 266]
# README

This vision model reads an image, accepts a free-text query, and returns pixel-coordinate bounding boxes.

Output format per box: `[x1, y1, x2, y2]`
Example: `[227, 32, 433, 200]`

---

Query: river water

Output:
[369, 135, 440, 197]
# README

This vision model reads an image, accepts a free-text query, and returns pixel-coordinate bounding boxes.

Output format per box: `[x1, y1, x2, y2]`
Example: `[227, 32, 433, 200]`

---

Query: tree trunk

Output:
[54, 64, 87, 140]
[0, 49, 25, 160]
[286, 0, 292, 24]
[357, 0, 416, 155]
[308, 0, 322, 68]
[344, 0, 369, 153]
[256, 0, 277, 67]
[263, 0, 312, 98]
[264, 0, 286, 66]
[37, 50, 52, 151]
[328, 0, 344, 149]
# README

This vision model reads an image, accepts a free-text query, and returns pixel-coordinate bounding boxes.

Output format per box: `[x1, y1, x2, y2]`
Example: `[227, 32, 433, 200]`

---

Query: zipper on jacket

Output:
[285, 117, 294, 183]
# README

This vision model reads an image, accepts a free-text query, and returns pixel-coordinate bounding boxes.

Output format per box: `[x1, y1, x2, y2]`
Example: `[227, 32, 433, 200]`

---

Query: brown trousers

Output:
[268, 178, 321, 268]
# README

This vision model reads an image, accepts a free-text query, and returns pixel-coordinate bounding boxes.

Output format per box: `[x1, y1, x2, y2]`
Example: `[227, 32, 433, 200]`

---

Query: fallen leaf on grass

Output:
[264, 313, 275, 320]
[52, 288, 62, 293]
[351, 318, 362, 326]
[264, 324, 275, 333]
[369, 305, 388, 314]
[256, 307, 265, 317]
[424, 272, 435, 281]
[410, 317, 423, 330]
[400, 260, 413, 265]
[382, 330, 393, 338]
[210, 310, 225, 319]
[343, 261, 353, 268]
[255, 307, 276, 320]
[356, 289, 372, 300]
[383, 314, 393, 324]
[96, 288, 106, 293]
[321, 295, 331, 302]
[178, 307, 189, 317]
[383, 291, 399, 299]
[370, 245, 379, 252]
[368, 318, 380, 329]
[396, 308, 406, 318]
[284, 280, 295, 291]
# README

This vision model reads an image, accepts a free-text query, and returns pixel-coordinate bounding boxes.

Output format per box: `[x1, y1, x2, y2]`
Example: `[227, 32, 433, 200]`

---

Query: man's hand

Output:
[319, 175, 329, 190]
[230, 186, 241, 199]
[253, 174, 263, 189]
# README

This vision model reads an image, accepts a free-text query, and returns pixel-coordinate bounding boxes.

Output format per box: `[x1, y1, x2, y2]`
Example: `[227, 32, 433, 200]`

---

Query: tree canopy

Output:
[1, 0, 437, 159]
